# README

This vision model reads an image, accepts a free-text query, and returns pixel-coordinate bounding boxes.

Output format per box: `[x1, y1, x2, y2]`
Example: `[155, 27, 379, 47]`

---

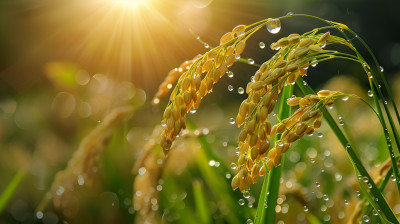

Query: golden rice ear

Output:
[235, 40, 246, 54]
[318, 31, 330, 45]
[270, 42, 280, 50]
[298, 38, 316, 48]
[232, 25, 246, 34]
[317, 89, 331, 97]
[220, 32, 234, 45]
[287, 97, 301, 106]
[277, 37, 289, 47]
[231, 175, 240, 190]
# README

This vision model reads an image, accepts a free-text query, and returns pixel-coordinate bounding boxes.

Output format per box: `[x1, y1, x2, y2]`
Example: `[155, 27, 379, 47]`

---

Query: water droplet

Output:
[225, 173, 231, 179]
[243, 190, 250, 199]
[228, 85, 234, 91]
[339, 120, 344, 126]
[190, 108, 197, 114]
[247, 219, 253, 224]
[315, 182, 321, 187]
[208, 160, 216, 166]
[380, 66, 384, 72]
[356, 190, 361, 197]
[230, 163, 237, 170]
[311, 58, 318, 67]
[259, 42, 265, 49]
[319, 42, 326, 48]
[323, 194, 329, 201]
[248, 58, 255, 64]
[363, 215, 370, 222]
[204, 43, 210, 48]
[138, 167, 147, 175]
[266, 18, 281, 34]
[229, 118, 235, 125]
[248, 203, 253, 208]
[264, 200, 268, 208]
[372, 210, 378, 216]
[238, 87, 244, 94]
[286, 12, 294, 16]
[56, 186, 65, 196]
[36, 211, 43, 219]
[235, 54, 241, 59]
[303, 206, 308, 211]
[362, 176, 369, 183]
[317, 132, 323, 138]
[344, 200, 349, 205]
[342, 96, 349, 101]
[227, 71, 234, 78]
[335, 173, 343, 181]
[311, 159, 315, 163]
[153, 98, 160, 105]
[77, 175, 85, 185]
[368, 90, 374, 97]
[303, 80, 307, 85]
[239, 199, 245, 205]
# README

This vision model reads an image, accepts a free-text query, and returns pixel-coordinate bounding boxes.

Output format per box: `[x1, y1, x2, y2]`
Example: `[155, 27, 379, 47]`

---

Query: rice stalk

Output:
[37, 106, 133, 212]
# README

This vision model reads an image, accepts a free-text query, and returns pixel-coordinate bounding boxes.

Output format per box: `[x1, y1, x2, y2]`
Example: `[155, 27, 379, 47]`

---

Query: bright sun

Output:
[114, 0, 148, 7]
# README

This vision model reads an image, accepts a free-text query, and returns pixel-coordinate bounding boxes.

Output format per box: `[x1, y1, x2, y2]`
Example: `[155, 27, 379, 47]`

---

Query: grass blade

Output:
[192, 180, 211, 224]
[0, 169, 26, 214]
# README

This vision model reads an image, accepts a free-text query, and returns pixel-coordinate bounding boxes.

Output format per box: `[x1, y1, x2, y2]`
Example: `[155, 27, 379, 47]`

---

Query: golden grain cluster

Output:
[158, 24, 251, 155]
[155, 19, 354, 192]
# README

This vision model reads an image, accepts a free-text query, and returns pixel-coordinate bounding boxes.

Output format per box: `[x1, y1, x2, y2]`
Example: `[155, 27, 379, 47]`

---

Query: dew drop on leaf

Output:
[363, 215, 370, 222]
[243, 190, 250, 199]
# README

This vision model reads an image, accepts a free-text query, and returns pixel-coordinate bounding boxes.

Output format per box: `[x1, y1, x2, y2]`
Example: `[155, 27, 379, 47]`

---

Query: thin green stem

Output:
[0, 169, 26, 214]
